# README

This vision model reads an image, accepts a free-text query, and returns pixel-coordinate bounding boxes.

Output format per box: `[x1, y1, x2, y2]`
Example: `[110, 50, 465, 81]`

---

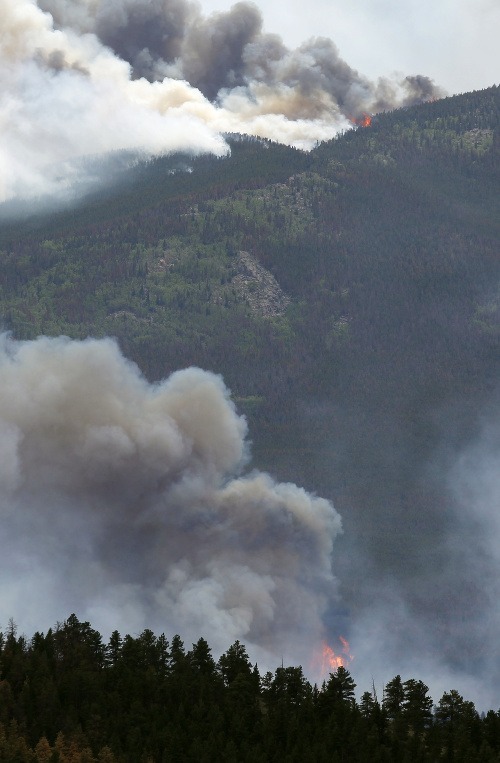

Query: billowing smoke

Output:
[311, 391, 500, 711]
[0, 333, 341, 667]
[0, 0, 443, 202]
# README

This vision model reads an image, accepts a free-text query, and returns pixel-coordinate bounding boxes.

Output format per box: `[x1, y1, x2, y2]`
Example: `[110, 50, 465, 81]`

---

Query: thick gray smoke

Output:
[42, 0, 443, 110]
[0, 0, 443, 202]
[303, 393, 500, 711]
[0, 334, 341, 669]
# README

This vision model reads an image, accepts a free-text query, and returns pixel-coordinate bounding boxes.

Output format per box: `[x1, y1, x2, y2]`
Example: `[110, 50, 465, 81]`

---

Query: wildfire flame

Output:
[311, 637, 353, 681]
[349, 113, 372, 128]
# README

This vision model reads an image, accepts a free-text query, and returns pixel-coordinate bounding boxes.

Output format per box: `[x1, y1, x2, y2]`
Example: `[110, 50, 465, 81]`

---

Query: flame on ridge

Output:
[349, 113, 372, 128]
[311, 637, 354, 681]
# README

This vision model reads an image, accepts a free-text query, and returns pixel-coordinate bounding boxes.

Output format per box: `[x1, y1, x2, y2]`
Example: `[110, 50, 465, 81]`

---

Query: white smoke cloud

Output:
[0, 0, 229, 202]
[0, 0, 442, 203]
[0, 333, 341, 667]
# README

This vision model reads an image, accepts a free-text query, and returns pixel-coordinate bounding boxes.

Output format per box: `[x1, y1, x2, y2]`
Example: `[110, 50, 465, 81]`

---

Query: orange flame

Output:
[311, 637, 353, 681]
[349, 113, 372, 128]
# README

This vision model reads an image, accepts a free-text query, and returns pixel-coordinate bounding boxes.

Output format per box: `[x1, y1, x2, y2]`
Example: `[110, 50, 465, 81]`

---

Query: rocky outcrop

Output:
[232, 251, 290, 318]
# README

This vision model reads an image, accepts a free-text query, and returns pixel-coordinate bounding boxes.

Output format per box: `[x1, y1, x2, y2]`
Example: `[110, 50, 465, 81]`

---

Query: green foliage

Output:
[1, 617, 500, 760]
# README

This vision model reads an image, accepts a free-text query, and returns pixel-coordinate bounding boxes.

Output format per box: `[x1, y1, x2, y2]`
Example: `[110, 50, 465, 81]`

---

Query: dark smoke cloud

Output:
[1, 0, 443, 202]
[0, 334, 341, 670]
[179, 2, 263, 100]
[402, 74, 442, 106]
[40, 0, 443, 112]
[43, 0, 443, 109]
[295, 389, 500, 710]
[95, 0, 193, 80]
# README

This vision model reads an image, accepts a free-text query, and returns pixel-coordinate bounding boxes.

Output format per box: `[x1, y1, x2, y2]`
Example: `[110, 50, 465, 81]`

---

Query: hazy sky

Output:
[202, 0, 499, 95]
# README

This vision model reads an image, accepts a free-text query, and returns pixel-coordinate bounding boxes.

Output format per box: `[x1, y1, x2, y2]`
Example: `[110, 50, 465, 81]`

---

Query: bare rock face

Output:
[232, 251, 290, 318]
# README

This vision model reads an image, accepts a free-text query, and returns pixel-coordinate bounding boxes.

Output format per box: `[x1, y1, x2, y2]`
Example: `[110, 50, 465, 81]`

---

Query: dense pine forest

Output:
[1, 614, 500, 762]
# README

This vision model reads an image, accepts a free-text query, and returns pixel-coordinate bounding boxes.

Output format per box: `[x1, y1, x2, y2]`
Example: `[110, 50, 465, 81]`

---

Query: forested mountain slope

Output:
[0, 85, 499, 697]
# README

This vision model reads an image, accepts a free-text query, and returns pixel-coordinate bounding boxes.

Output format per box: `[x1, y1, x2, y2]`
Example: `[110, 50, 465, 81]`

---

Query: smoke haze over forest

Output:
[1, 0, 499, 715]
[2, 332, 500, 707]
[0, 334, 342, 674]
[1, 0, 443, 202]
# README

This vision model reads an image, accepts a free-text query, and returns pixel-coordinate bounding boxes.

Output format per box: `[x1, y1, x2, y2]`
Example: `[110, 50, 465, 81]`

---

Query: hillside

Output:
[0, 85, 499, 694]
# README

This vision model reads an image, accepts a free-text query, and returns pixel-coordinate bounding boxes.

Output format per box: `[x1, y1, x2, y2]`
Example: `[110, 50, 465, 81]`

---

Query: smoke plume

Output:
[300, 390, 500, 710]
[0, 0, 443, 202]
[0, 333, 341, 667]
